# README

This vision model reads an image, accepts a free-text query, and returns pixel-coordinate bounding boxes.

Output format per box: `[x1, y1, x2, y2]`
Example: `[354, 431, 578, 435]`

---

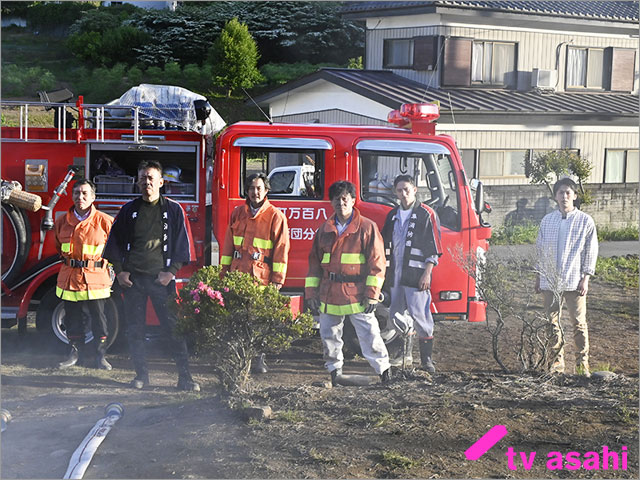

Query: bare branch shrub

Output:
[452, 245, 565, 373]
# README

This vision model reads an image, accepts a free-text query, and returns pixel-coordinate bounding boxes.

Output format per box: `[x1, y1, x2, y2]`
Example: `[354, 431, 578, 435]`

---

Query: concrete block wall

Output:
[483, 184, 639, 229]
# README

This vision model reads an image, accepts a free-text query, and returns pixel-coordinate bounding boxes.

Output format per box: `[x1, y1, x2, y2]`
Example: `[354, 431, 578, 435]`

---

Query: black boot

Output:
[419, 338, 436, 373]
[177, 373, 201, 392]
[131, 373, 149, 390]
[58, 341, 80, 369]
[330, 368, 343, 386]
[380, 367, 392, 383]
[95, 337, 112, 371]
[176, 361, 200, 392]
[252, 353, 268, 374]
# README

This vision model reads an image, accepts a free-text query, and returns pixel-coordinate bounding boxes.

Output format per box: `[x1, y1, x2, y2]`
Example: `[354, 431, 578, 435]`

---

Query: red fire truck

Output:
[1, 89, 490, 348]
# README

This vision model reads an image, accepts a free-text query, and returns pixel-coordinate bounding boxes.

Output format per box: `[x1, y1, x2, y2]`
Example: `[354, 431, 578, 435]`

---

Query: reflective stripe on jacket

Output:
[220, 199, 290, 285]
[55, 205, 114, 302]
[305, 208, 385, 315]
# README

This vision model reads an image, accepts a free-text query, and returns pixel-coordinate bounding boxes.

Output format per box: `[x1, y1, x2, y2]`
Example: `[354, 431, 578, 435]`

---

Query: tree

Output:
[524, 150, 594, 205]
[66, 7, 148, 67]
[208, 18, 263, 97]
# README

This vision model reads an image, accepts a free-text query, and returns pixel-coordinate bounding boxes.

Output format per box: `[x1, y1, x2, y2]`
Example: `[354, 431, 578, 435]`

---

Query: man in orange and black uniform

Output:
[306, 181, 391, 385]
[55, 178, 114, 370]
[220, 172, 290, 373]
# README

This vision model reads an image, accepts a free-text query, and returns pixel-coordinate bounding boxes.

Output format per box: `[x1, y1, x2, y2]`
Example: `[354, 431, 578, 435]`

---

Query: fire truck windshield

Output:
[358, 148, 460, 231]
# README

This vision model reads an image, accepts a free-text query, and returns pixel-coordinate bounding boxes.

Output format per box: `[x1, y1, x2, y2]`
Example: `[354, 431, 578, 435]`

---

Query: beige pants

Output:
[543, 291, 589, 373]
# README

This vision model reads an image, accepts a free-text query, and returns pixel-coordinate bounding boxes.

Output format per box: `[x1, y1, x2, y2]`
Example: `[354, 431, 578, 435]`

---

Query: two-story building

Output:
[254, 1, 639, 227]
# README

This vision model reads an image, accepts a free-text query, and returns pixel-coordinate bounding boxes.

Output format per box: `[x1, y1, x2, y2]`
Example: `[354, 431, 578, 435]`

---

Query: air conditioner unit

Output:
[531, 69, 557, 90]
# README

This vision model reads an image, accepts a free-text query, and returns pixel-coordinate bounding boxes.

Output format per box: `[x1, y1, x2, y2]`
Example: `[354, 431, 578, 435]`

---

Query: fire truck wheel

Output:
[1, 203, 31, 287]
[35, 289, 120, 350]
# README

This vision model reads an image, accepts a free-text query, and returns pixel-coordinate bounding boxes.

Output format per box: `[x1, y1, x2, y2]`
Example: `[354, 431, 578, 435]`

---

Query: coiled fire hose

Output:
[63, 403, 124, 479]
[0, 180, 42, 212]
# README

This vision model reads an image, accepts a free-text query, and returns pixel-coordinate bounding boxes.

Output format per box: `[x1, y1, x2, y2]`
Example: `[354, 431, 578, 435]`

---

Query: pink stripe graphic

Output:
[465, 425, 508, 461]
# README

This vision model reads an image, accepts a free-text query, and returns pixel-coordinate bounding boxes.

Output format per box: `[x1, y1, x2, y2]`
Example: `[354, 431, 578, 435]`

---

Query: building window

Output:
[471, 41, 516, 87]
[383, 39, 414, 68]
[460, 149, 477, 178]
[479, 150, 527, 178]
[604, 150, 639, 183]
[566, 46, 604, 89]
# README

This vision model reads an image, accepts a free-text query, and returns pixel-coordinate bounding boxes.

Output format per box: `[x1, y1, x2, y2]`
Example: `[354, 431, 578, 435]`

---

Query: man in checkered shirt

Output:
[535, 177, 598, 376]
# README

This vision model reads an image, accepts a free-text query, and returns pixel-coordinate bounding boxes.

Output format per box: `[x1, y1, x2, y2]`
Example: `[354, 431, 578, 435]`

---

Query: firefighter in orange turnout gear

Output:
[220, 172, 290, 372]
[306, 181, 391, 385]
[54, 179, 114, 370]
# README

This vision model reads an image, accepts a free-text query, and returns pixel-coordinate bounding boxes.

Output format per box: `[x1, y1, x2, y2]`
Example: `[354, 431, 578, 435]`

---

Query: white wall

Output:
[267, 80, 392, 120]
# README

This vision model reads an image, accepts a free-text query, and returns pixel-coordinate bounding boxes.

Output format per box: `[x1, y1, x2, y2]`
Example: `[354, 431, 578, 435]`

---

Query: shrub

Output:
[347, 56, 364, 69]
[182, 63, 203, 90]
[174, 266, 315, 393]
[145, 66, 164, 84]
[163, 62, 182, 85]
[1, 64, 58, 97]
[490, 220, 539, 245]
[39, 71, 56, 91]
[454, 247, 564, 373]
[595, 255, 639, 289]
[127, 66, 144, 86]
[597, 224, 639, 242]
[74, 64, 128, 103]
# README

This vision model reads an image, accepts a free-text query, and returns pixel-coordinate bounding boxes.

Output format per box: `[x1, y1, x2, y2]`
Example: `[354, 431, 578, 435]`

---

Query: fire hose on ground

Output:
[63, 403, 124, 480]
[1, 409, 12, 432]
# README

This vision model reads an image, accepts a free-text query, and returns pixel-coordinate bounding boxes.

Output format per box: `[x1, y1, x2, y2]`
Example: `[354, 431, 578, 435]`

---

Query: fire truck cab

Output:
[1, 90, 490, 348]
[213, 103, 491, 325]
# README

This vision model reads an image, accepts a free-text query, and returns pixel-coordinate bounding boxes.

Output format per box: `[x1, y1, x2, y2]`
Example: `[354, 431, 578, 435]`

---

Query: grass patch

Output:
[598, 224, 639, 241]
[275, 409, 306, 423]
[489, 221, 539, 245]
[308, 447, 338, 464]
[380, 450, 416, 470]
[347, 409, 394, 428]
[591, 362, 615, 372]
[595, 255, 638, 289]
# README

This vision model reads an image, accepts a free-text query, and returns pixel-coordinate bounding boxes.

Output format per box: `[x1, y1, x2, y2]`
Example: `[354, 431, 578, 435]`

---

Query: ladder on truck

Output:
[2, 94, 174, 144]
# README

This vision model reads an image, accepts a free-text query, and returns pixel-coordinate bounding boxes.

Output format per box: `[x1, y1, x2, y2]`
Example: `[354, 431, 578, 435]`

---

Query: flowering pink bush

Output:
[191, 281, 225, 308]
[174, 266, 314, 393]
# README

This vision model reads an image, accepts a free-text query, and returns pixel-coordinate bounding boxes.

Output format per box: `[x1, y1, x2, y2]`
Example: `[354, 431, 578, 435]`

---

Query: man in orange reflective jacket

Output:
[306, 181, 391, 385]
[220, 172, 290, 372]
[55, 178, 114, 370]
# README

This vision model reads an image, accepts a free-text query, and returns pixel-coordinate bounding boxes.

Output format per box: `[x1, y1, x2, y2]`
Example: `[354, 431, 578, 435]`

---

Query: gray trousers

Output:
[389, 284, 434, 339]
[319, 312, 390, 375]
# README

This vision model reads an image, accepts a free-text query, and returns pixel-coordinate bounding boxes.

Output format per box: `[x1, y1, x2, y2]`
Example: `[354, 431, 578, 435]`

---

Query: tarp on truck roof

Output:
[107, 84, 226, 135]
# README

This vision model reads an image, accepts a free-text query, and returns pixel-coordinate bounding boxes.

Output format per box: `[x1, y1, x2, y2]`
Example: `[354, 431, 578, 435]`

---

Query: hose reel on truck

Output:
[1, 180, 41, 286]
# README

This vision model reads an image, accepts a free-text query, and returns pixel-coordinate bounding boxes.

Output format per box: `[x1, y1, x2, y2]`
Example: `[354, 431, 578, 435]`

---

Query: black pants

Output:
[123, 273, 191, 378]
[64, 299, 108, 342]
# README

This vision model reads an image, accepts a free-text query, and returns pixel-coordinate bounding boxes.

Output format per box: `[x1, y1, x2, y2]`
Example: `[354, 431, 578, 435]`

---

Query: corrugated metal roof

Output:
[342, 1, 639, 22]
[255, 68, 639, 117]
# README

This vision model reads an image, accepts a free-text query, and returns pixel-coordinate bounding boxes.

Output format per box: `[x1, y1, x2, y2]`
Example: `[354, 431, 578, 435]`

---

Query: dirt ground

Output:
[1, 278, 638, 479]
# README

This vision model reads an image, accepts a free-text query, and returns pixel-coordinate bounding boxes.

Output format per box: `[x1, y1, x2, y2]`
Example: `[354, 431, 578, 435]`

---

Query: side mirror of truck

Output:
[471, 179, 484, 214]
[470, 179, 491, 227]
